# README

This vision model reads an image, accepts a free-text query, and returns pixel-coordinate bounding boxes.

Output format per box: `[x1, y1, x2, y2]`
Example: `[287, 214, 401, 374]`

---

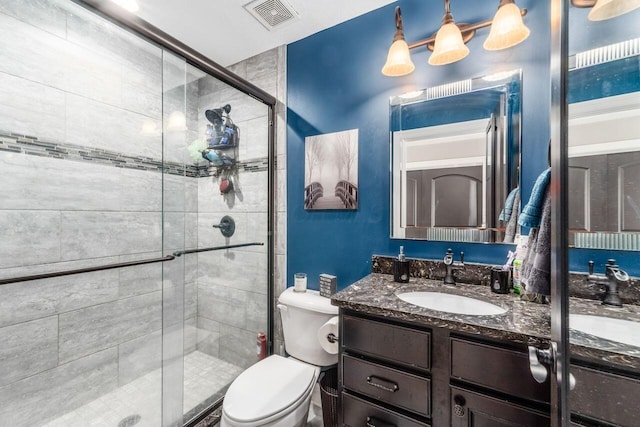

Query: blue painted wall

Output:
[287, 0, 550, 290]
[286, 0, 639, 289]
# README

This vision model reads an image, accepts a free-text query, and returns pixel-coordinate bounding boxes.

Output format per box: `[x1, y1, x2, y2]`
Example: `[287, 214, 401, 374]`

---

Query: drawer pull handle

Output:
[366, 416, 396, 427]
[366, 375, 399, 393]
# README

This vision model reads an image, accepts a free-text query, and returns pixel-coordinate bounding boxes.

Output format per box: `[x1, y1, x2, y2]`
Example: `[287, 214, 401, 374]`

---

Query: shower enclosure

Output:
[0, 0, 275, 426]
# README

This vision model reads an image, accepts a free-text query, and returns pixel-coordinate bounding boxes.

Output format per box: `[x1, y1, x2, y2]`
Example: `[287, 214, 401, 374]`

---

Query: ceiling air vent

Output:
[243, 0, 299, 31]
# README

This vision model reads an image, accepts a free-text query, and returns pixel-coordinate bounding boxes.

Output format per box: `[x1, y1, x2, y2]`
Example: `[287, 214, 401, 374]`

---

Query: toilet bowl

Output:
[221, 355, 319, 427]
[221, 288, 338, 427]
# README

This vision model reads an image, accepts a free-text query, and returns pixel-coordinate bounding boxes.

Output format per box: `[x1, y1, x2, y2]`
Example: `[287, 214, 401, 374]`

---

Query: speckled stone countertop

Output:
[332, 273, 640, 372]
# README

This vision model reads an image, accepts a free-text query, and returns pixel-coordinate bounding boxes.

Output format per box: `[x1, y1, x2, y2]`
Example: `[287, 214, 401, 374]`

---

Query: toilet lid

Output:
[223, 355, 318, 423]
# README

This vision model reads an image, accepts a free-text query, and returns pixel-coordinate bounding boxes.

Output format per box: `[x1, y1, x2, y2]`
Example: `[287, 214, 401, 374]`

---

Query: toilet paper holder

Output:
[326, 332, 339, 343]
[317, 316, 340, 354]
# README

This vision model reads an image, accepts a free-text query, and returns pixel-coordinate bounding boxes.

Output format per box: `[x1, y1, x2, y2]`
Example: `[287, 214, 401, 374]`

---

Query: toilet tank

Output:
[278, 288, 338, 366]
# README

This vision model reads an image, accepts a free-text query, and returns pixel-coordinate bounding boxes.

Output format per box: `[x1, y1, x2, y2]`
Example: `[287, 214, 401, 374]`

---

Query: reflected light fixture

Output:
[381, 0, 528, 76]
[167, 111, 188, 131]
[110, 0, 139, 13]
[572, 0, 640, 21]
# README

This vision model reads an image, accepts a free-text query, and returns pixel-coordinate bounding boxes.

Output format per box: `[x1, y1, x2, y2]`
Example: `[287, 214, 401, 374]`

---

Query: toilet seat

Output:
[222, 355, 319, 425]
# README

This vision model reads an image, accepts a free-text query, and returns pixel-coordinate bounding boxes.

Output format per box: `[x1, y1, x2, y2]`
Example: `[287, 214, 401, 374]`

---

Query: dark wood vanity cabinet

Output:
[339, 310, 640, 426]
[339, 311, 549, 426]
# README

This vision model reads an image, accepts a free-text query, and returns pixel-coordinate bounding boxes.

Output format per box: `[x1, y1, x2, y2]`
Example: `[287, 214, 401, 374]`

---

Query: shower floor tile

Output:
[42, 351, 242, 427]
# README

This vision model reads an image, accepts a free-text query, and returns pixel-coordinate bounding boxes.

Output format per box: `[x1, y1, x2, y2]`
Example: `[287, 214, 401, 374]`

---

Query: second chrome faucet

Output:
[444, 248, 465, 285]
[587, 259, 628, 307]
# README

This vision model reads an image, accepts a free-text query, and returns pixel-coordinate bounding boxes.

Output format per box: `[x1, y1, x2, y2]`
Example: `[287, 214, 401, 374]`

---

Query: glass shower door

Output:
[181, 63, 271, 424]
[0, 0, 169, 425]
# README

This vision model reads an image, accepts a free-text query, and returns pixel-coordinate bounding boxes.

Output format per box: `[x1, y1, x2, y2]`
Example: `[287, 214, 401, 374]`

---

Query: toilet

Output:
[220, 287, 339, 427]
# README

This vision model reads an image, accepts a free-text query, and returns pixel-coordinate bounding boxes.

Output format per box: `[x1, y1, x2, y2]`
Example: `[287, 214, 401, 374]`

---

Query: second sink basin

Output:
[570, 314, 640, 347]
[396, 292, 507, 316]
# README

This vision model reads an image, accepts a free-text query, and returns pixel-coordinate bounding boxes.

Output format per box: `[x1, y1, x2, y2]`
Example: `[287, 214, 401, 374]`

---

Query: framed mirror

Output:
[390, 70, 522, 243]
[568, 40, 640, 251]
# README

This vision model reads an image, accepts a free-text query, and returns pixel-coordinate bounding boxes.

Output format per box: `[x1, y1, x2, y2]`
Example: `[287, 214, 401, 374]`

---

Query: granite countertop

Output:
[332, 273, 640, 371]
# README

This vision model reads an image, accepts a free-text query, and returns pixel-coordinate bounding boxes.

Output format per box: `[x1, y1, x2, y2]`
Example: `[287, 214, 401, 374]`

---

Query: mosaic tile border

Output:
[0, 130, 268, 178]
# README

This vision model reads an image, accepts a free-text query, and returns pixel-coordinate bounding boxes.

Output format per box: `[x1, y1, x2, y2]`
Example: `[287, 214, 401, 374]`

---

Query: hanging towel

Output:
[499, 187, 520, 222]
[503, 189, 521, 243]
[519, 168, 551, 228]
[521, 187, 551, 298]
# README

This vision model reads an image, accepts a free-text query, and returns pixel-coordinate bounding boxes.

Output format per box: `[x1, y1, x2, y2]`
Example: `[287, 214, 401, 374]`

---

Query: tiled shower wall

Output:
[194, 46, 287, 367]
[0, 0, 285, 425]
[0, 1, 197, 425]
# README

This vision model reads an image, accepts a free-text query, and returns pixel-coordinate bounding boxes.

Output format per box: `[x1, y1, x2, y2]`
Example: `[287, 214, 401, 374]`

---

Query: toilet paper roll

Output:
[317, 316, 339, 354]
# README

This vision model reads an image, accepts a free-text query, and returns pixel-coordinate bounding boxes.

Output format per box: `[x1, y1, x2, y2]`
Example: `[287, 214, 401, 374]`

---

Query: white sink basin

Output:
[570, 314, 640, 347]
[396, 292, 507, 316]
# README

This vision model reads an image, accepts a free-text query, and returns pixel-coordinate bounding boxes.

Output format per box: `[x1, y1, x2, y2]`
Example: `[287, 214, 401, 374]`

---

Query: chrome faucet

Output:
[587, 259, 627, 307]
[443, 248, 465, 285]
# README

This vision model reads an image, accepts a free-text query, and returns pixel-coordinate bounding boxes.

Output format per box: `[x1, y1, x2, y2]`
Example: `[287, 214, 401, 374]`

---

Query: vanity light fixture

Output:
[381, 0, 529, 76]
[572, 0, 640, 21]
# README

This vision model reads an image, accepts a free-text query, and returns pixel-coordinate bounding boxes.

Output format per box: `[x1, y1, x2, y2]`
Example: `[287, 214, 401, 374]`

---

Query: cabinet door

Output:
[450, 386, 549, 427]
[571, 364, 640, 427]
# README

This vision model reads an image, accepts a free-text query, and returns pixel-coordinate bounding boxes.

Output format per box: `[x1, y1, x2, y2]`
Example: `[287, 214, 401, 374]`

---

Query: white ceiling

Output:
[133, 0, 396, 67]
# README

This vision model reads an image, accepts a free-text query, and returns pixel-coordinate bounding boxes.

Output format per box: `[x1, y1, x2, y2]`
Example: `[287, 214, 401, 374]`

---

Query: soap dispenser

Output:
[393, 246, 410, 283]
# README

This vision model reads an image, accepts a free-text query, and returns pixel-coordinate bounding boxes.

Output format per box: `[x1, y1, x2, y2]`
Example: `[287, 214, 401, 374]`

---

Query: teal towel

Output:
[499, 187, 520, 222]
[519, 168, 550, 228]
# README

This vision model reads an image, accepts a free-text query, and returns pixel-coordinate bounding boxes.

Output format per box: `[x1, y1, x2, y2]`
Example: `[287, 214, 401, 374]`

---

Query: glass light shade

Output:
[111, 0, 139, 12]
[483, 2, 530, 51]
[428, 22, 470, 66]
[382, 39, 416, 76]
[588, 0, 640, 21]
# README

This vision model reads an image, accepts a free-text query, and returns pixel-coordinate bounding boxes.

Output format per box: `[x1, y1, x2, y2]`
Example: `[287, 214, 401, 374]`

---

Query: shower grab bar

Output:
[173, 242, 264, 257]
[0, 256, 175, 286]
[0, 242, 264, 286]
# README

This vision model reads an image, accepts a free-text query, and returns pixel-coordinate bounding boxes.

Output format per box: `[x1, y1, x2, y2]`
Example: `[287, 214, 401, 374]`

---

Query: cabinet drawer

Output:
[342, 393, 429, 427]
[343, 354, 431, 417]
[571, 365, 640, 427]
[342, 315, 431, 371]
[450, 338, 549, 403]
[450, 386, 549, 427]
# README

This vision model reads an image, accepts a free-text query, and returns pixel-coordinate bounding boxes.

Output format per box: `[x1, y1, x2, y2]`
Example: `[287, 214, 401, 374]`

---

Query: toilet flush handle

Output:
[276, 304, 287, 313]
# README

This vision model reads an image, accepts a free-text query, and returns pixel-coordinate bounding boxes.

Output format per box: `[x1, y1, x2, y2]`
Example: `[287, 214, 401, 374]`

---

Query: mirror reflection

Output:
[568, 42, 640, 251]
[390, 70, 522, 243]
[568, 6, 640, 399]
